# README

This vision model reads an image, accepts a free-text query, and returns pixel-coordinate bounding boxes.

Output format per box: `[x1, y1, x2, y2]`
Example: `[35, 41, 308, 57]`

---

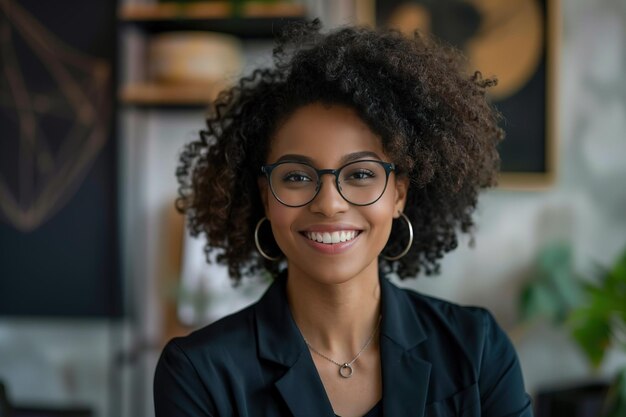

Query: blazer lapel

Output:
[254, 271, 335, 417]
[379, 276, 432, 417]
[274, 352, 335, 417]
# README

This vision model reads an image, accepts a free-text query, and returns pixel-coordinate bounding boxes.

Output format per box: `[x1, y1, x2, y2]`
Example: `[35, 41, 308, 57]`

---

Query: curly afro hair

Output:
[175, 18, 503, 284]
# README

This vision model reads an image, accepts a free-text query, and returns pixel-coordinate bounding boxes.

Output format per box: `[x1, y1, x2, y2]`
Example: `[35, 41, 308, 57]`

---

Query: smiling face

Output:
[259, 102, 408, 285]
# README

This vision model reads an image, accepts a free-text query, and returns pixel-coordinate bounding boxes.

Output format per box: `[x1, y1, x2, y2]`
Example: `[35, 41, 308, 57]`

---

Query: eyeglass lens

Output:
[269, 161, 389, 206]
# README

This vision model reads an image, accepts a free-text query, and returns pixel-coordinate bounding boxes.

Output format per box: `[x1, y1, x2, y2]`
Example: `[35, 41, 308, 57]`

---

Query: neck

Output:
[285, 260, 382, 358]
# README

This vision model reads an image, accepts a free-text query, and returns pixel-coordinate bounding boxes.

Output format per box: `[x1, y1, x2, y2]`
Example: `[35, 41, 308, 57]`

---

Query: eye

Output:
[346, 169, 376, 180]
[282, 172, 313, 183]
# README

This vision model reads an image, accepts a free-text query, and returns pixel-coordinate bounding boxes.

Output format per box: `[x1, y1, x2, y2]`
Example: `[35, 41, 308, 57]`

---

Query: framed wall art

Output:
[0, 0, 121, 317]
[356, 0, 559, 189]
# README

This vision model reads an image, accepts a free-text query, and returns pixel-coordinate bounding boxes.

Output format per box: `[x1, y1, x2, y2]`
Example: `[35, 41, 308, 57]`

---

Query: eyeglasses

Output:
[261, 159, 396, 207]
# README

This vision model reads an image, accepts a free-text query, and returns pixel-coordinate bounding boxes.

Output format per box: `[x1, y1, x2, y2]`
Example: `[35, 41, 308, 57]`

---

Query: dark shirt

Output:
[154, 270, 534, 417]
[335, 400, 382, 417]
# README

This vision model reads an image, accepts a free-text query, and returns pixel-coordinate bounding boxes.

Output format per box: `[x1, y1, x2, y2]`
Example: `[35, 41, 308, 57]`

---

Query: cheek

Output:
[362, 193, 397, 244]
[367, 205, 394, 237]
[267, 200, 297, 247]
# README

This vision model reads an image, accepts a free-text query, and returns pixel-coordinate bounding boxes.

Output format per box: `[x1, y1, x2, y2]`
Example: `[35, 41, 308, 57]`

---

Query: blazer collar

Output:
[254, 269, 431, 417]
[254, 269, 335, 415]
[378, 273, 432, 416]
[378, 271, 427, 349]
[254, 269, 306, 367]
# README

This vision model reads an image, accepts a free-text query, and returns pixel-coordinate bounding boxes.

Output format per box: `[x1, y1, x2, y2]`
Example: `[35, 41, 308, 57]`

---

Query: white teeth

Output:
[305, 230, 359, 244]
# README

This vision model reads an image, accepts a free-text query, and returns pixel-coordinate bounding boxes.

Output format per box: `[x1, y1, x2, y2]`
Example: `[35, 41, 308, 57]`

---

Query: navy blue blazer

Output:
[154, 270, 533, 416]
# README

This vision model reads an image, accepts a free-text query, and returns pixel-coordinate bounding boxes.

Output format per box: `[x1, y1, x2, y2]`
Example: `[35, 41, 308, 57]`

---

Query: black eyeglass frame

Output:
[260, 159, 396, 208]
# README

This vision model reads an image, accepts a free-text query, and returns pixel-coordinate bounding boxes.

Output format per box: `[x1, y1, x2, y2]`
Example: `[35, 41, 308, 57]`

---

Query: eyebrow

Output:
[275, 151, 383, 166]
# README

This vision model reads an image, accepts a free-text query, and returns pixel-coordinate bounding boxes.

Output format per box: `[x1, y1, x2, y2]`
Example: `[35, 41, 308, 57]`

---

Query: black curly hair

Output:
[175, 18, 503, 284]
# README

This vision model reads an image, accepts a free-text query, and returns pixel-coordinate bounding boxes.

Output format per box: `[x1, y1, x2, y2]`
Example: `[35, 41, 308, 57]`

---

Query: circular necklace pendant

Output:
[339, 363, 354, 378]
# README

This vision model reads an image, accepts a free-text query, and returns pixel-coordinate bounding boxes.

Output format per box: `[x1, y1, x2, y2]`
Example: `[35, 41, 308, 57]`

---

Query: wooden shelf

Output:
[120, 2, 232, 20]
[119, 2, 307, 37]
[118, 2, 306, 107]
[120, 2, 306, 20]
[119, 82, 229, 107]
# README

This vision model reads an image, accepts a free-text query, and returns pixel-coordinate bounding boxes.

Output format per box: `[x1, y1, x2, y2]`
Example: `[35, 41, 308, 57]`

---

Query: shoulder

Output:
[390, 281, 532, 415]
[164, 301, 258, 363]
[388, 280, 511, 368]
[394, 281, 495, 336]
[153, 302, 259, 414]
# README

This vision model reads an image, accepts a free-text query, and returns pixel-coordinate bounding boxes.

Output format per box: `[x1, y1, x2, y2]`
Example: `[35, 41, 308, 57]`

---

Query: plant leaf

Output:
[569, 311, 612, 368]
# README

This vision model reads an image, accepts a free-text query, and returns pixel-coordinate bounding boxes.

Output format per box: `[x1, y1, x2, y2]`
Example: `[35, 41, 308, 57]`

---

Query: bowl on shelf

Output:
[148, 31, 244, 85]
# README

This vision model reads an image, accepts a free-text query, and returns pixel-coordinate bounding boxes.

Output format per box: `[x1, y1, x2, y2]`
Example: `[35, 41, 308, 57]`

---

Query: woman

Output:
[154, 19, 533, 417]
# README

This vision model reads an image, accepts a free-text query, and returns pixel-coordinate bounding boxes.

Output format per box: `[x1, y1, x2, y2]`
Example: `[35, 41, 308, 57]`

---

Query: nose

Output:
[308, 173, 349, 216]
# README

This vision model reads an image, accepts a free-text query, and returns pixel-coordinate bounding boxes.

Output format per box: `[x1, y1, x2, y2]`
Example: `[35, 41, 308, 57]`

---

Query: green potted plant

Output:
[520, 243, 626, 417]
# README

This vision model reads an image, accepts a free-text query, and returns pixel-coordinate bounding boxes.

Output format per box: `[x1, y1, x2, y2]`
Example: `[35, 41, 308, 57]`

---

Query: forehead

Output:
[267, 102, 385, 165]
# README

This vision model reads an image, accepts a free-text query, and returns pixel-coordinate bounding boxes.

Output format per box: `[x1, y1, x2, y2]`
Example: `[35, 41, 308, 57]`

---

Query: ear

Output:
[258, 177, 270, 217]
[393, 175, 409, 218]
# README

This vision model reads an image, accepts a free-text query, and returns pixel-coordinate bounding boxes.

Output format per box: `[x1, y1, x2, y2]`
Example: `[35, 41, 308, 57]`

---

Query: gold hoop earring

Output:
[382, 212, 414, 261]
[254, 217, 281, 261]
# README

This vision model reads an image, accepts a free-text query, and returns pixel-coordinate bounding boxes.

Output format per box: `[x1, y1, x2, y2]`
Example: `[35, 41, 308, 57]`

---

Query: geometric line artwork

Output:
[0, 0, 111, 231]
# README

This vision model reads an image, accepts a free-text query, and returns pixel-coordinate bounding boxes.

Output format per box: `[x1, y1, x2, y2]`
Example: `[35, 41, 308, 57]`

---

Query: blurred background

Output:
[1, 0, 625, 416]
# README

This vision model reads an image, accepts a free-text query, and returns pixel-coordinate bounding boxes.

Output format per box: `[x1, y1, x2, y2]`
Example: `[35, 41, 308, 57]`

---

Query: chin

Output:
[289, 257, 378, 286]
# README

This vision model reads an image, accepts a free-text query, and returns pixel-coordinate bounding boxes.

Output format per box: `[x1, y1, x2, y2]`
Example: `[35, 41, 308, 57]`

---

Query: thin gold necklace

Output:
[302, 315, 382, 378]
